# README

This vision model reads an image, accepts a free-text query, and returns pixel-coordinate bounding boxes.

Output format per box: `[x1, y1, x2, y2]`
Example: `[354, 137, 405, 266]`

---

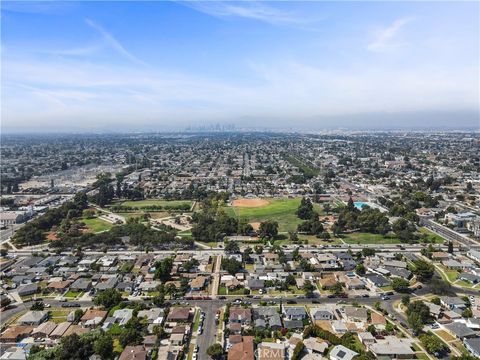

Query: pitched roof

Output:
[228, 336, 254, 360]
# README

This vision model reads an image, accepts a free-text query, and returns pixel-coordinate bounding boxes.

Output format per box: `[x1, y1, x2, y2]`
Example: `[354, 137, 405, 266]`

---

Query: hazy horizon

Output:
[2, 1, 479, 132]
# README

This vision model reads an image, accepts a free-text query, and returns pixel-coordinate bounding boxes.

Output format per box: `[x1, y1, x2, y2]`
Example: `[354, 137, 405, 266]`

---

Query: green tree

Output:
[93, 333, 114, 359]
[254, 245, 263, 254]
[154, 257, 174, 281]
[355, 263, 366, 276]
[259, 221, 278, 239]
[330, 282, 343, 295]
[391, 278, 410, 293]
[462, 307, 473, 318]
[447, 241, 454, 254]
[419, 334, 447, 354]
[406, 301, 431, 333]
[225, 240, 240, 254]
[222, 258, 243, 275]
[297, 197, 315, 219]
[292, 341, 305, 360]
[206, 343, 224, 359]
[303, 280, 316, 298]
[410, 259, 434, 281]
[30, 301, 44, 311]
[93, 288, 122, 309]
[401, 295, 411, 306]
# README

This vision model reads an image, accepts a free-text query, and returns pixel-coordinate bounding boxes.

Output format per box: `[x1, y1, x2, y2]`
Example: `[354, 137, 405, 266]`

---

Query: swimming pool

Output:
[354, 201, 368, 210]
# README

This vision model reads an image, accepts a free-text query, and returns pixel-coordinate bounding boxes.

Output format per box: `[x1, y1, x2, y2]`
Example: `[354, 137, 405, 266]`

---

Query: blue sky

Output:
[2, 1, 479, 132]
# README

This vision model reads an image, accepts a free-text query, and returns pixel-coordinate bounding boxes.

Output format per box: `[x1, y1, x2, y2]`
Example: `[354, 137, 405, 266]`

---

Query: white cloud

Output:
[367, 17, 415, 52]
[182, 1, 323, 26]
[85, 18, 147, 66]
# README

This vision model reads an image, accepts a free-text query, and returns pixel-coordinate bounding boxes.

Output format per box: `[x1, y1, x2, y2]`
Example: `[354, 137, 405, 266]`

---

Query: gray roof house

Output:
[440, 296, 467, 310]
[18, 311, 49, 326]
[253, 307, 282, 330]
[70, 278, 91, 291]
[365, 274, 390, 288]
[246, 278, 264, 290]
[311, 308, 335, 321]
[17, 283, 38, 297]
[464, 337, 480, 358]
[113, 309, 134, 326]
[283, 306, 307, 320]
[444, 322, 478, 339]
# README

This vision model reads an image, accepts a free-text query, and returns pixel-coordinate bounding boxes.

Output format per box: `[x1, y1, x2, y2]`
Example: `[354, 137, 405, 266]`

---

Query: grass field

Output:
[285, 155, 320, 176]
[119, 199, 192, 208]
[439, 265, 461, 282]
[418, 227, 445, 244]
[227, 197, 323, 232]
[82, 217, 113, 233]
[340, 232, 402, 244]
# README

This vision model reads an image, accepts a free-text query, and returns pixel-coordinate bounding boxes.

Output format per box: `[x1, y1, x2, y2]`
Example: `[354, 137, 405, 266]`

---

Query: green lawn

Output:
[64, 290, 83, 298]
[119, 199, 192, 208]
[218, 286, 227, 295]
[439, 265, 461, 282]
[418, 228, 445, 244]
[82, 217, 113, 233]
[284, 155, 320, 176]
[192, 310, 201, 332]
[341, 232, 402, 244]
[227, 197, 324, 232]
[275, 234, 342, 246]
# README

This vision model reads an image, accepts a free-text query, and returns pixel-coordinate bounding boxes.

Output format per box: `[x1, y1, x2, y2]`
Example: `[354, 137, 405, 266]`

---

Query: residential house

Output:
[444, 322, 478, 340]
[17, 283, 38, 297]
[257, 342, 285, 360]
[32, 321, 57, 339]
[167, 307, 191, 322]
[229, 307, 252, 325]
[253, 307, 282, 330]
[368, 337, 415, 359]
[440, 296, 467, 311]
[310, 307, 335, 321]
[228, 336, 254, 360]
[169, 333, 185, 346]
[138, 308, 164, 324]
[344, 307, 368, 323]
[190, 276, 208, 291]
[118, 345, 147, 360]
[303, 337, 328, 355]
[283, 306, 307, 321]
[458, 273, 480, 284]
[70, 278, 91, 292]
[365, 274, 390, 288]
[80, 309, 107, 327]
[329, 345, 358, 360]
[246, 278, 264, 290]
[49, 322, 71, 339]
[112, 309, 134, 326]
[464, 337, 480, 358]
[17, 311, 48, 326]
[0, 326, 33, 343]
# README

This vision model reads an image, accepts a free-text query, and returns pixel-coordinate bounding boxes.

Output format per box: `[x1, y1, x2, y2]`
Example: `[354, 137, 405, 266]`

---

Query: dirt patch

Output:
[232, 198, 270, 208]
[46, 231, 59, 241]
[250, 222, 261, 230]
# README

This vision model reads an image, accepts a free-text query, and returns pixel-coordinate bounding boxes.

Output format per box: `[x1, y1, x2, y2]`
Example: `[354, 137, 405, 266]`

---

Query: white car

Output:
[192, 354, 197, 360]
